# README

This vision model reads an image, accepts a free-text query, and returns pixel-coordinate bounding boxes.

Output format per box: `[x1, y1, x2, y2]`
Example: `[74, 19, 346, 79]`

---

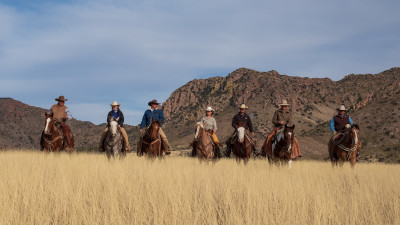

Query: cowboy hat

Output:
[337, 105, 346, 111]
[239, 104, 249, 109]
[55, 96, 68, 102]
[148, 99, 161, 106]
[205, 106, 215, 112]
[110, 101, 120, 106]
[279, 100, 290, 106]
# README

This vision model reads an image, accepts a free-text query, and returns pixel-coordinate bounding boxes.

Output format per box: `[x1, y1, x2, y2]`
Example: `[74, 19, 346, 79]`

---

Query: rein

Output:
[335, 129, 358, 161]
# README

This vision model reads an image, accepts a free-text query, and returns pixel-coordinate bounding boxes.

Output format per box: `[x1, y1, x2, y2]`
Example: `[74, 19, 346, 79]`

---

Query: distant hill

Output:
[1, 68, 399, 162]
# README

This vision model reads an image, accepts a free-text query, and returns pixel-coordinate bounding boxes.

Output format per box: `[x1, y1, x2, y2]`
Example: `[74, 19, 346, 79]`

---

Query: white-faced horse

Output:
[104, 118, 125, 159]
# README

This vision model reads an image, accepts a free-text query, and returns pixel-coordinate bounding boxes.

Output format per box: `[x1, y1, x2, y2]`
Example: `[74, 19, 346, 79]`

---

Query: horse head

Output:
[148, 118, 160, 140]
[109, 120, 119, 137]
[236, 122, 246, 143]
[283, 124, 295, 152]
[195, 122, 205, 139]
[44, 112, 55, 135]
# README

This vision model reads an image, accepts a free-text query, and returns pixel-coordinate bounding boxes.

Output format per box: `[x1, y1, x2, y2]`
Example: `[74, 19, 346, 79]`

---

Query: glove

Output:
[332, 131, 337, 136]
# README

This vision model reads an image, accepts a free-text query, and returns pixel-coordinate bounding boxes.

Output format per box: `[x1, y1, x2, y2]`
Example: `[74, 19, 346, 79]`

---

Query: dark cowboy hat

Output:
[55, 96, 68, 102]
[148, 99, 161, 106]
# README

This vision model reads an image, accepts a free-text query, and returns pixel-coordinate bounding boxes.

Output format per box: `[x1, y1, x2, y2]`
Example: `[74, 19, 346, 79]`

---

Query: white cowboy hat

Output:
[279, 100, 290, 106]
[337, 105, 346, 111]
[239, 104, 249, 109]
[205, 106, 215, 112]
[110, 101, 120, 106]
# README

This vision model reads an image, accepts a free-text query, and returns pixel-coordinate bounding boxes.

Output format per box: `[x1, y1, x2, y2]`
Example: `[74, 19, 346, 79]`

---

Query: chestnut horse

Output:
[264, 125, 295, 168]
[194, 122, 216, 162]
[40, 112, 65, 153]
[104, 118, 125, 159]
[328, 124, 360, 167]
[232, 122, 254, 165]
[141, 118, 164, 158]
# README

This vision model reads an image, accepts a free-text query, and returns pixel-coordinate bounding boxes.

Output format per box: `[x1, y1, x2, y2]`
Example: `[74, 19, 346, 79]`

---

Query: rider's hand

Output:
[279, 121, 285, 125]
[251, 132, 255, 136]
[117, 125, 121, 128]
[333, 131, 337, 136]
[140, 129, 143, 133]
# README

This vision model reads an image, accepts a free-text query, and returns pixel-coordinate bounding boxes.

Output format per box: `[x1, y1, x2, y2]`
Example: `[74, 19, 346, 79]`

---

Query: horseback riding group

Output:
[40, 96, 361, 166]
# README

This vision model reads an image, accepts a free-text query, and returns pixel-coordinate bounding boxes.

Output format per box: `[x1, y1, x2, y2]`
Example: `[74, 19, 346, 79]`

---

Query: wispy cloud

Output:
[0, 0, 399, 124]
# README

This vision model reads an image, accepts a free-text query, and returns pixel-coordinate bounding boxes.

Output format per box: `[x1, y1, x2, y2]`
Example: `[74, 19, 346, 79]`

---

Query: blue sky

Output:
[0, 0, 399, 125]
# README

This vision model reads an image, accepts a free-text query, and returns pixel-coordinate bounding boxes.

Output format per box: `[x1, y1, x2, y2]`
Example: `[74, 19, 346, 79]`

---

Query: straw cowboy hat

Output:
[205, 106, 215, 112]
[55, 96, 68, 102]
[279, 100, 290, 106]
[110, 101, 120, 106]
[337, 105, 346, 111]
[239, 104, 249, 109]
[148, 99, 161, 106]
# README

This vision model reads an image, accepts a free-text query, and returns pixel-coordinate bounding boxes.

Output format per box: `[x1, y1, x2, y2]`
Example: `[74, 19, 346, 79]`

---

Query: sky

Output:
[0, 0, 399, 125]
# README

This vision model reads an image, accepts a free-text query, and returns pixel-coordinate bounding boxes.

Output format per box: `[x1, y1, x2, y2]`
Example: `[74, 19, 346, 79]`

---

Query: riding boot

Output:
[162, 141, 171, 155]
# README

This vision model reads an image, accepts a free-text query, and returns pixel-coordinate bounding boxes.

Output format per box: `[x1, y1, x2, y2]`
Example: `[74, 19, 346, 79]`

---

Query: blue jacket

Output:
[330, 115, 353, 132]
[140, 109, 164, 129]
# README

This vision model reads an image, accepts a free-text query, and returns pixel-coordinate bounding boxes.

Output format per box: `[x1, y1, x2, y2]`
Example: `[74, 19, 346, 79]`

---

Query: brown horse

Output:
[140, 118, 164, 159]
[40, 112, 65, 153]
[232, 122, 254, 165]
[193, 122, 217, 162]
[264, 125, 295, 168]
[328, 124, 360, 167]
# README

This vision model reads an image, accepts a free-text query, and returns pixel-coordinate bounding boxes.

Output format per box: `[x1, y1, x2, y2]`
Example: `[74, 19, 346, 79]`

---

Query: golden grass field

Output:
[0, 151, 399, 225]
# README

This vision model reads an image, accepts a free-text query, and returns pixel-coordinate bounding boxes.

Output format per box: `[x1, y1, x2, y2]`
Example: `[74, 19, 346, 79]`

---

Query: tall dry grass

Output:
[0, 150, 399, 225]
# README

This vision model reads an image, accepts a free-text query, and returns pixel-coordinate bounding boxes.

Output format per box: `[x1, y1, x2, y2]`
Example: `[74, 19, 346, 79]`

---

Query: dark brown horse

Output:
[40, 112, 65, 153]
[141, 118, 164, 158]
[328, 124, 360, 167]
[232, 122, 254, 165]
[264, 125, 295, 168]
[194, 122, 216, 162]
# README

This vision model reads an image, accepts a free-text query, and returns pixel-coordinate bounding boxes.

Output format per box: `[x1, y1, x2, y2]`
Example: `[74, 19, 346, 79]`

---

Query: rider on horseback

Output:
[191, 106, 222, 158]
[137, 99, 171, 156]
[263, 100, 301, 158]
[330, 105, 354, 135]
[225, 104, 256, 157]
[329, 105, 360, 159]
[98, 101, 131, 152]
[49, 96, 74, 150]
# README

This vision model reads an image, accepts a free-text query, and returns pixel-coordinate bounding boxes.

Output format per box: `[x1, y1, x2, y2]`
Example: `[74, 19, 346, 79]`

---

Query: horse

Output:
[40, 112, 64, 153]
[103, 118, 126, 159]
[328, 124, 360, 167]
[141, 118, 164, 159]
[264, 125, 295, 168]
[232, 122, 254, 165]
[193, 122, 216, 162]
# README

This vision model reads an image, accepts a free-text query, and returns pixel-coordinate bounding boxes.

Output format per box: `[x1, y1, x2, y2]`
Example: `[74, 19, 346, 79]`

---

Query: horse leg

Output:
[287, 159, 292, 169]
[350, 154, 356, 168]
